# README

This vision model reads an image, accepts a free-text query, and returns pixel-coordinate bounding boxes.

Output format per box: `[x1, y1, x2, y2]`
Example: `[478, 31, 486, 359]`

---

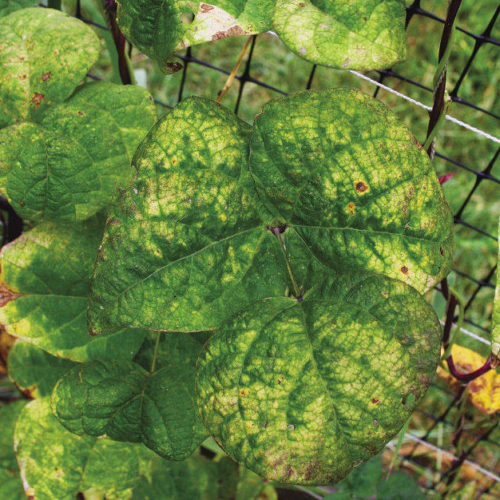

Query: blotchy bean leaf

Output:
[273, 0, 407, 69]
[52, 334, 209, 460]
[88, 97, 288, 334]
[250, 89, 453, 294]
[0, 0, 37, 16]
[15, 398, 153, 500]
[0, 217, 145, 361]
[8, 341, 76, 398]
[0, 400, 26, 500]
[0, 8, 99, 127]
[0, 81, 157, 223]
[196, 274, 442, 484]
[116, 0, 273, 68]
[89, 91, 452, 334]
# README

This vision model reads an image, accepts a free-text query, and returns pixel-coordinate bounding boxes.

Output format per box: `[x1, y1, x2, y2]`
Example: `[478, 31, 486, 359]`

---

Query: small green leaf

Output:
[116, 0, 273, 69]
[8, 341, 76, 398]
[0, 8, 100, 127]
[273, 0, 407, 69]
[0, 400, 27, 500]
[0, 217, 145, 361]
[51, 333, 209, 460]
[0, 81, 157, 222]
[376, 471, 426, 499]
[0, 0, 37, 17]
[89, 91, 452, 334]
[196, 274, 442, 484]
[334, 454, 382, 497]
[15, 398, 154, 500]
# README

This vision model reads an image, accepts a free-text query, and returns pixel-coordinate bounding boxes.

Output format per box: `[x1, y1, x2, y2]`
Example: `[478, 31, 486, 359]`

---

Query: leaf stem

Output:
[216, 36, 253, 104]
[277, 232, 301, 299]
[150, 332, 161, 375]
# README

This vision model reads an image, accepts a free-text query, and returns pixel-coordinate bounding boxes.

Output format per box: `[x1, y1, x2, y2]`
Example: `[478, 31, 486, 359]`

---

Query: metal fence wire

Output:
[2, 0, 499, 498]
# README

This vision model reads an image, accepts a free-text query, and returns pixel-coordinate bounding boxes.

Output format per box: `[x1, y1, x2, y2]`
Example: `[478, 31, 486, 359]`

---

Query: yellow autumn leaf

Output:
[437, 344, 500, 415]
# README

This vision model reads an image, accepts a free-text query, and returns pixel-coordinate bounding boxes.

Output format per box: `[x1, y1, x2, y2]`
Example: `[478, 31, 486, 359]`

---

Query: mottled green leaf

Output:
[491, 216, 500, 365]
[116, 0, 273, 68]
[273, 0, 407, 69]
[15, 398, 154, 500]
[0, 217, 145, 361]
[8, 341, 76, 398]
[0, 8, 100, 127]
[196, 273, 442, 484]
[0, 81, 157, 223]
[0, 400, 26, 500]
[250, 89, 453, 294]
[0, 0, 37, 17]
[52, 333, 209, 459]
[89, 91, 452, 334]
[116, 1, 405, 71]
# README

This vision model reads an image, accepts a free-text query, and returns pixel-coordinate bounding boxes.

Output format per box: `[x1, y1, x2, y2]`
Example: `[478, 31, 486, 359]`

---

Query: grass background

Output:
[64, 0, 500, 496]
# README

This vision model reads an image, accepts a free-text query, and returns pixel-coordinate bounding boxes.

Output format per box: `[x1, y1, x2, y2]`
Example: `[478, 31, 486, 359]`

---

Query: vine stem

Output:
[103, 0, 135, 85]
[425, 0, 462, 159]
[216, 36, 254, 104]
[150, 332, 161, 375]
[442, 289, 492, 382]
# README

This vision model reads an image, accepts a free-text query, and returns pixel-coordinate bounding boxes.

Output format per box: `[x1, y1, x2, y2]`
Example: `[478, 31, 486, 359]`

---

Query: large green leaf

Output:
[0, 400, 26, 500]
[51, 333, 210, 460]
[115, 1, 405, 70]
[0, 217, 145, 361]
[14, 398, 156, 500]
[273, 0, 407, 69]
[0, 8, 100, 127]
[0, 81, 157, 222]
[88, 91, 452, 334]
[8, 341, 76, 398]
[0, 0, 37, 17]
[196, 273, 442, 484]
[116, 0, 274, 68]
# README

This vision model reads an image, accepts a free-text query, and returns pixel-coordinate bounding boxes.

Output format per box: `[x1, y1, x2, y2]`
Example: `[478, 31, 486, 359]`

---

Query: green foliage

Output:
[0, 8, 157, 223]
[0, 217, 145, 361]
[0, 82, 157, 222]
[51, 333, 210, 460]
[0, 400, 26, 500]
[324, 455, 425, 499]
[87, 90, 452, 484]
[0, 7, 453, 495]
[116, 0, 407, 70]
[8, 341, 76, 397]
[0, 8, 99, 127]
[0, 0, 37, 16]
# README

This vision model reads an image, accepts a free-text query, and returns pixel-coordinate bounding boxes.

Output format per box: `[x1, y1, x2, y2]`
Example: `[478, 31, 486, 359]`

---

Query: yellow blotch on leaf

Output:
[346, 203, 356, 215]
[437, 344, 500, 415]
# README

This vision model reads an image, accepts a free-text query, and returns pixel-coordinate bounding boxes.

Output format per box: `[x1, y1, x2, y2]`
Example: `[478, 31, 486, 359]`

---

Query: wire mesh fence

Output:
[2, 0, 499, 497]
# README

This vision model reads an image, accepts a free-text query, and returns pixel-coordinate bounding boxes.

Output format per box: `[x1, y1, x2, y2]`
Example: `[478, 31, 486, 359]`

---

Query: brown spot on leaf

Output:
[371, 398, 380, 405]
[277, 379, 281, 385]
[400, 266, 409, 275]
[212, 26, 247, 41]
[200, 3, 214, 12]
[355, 181, 369, 193]
[240, 389, 248, 396]
[440, 245, 444, 256]
[347, 202, 356, 214]
[30, 93, 45, 110]
[41, 72, 51, 82]
[0, 283, 22, 307]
